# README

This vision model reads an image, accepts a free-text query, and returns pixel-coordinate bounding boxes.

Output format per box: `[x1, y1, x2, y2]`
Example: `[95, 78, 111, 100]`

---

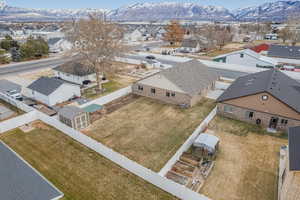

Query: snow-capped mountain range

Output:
[0, 0, 300, 22]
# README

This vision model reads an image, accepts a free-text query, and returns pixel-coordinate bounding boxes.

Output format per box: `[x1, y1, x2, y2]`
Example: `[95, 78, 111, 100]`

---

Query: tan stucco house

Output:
[217, 69, 300, 132]
[132, 60, 219, 107]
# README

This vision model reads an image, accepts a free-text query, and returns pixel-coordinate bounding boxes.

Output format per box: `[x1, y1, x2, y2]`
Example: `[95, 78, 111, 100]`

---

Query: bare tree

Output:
[214, 29, 233, 50]
[287, 15, 300, 46]
[65, 13, 125, 92]
[278, 27, 292, 44]
[163, 20, 185, 46]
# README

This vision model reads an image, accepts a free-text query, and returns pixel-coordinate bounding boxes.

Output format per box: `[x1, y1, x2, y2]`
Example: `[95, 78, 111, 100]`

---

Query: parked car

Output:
[145, 55, 156, 60]
[6, 90, 23, 101]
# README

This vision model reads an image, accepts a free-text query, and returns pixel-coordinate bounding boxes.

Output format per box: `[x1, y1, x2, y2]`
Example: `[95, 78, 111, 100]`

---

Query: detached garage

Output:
[27, 77, 81, 106]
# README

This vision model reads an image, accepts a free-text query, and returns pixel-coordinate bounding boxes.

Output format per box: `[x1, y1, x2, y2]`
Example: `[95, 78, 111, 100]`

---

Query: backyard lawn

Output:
[0, 122, 178, 200]
[200, 116, 288, 200]
[82, 75, 137, 100]
[84, 97, 216, 172]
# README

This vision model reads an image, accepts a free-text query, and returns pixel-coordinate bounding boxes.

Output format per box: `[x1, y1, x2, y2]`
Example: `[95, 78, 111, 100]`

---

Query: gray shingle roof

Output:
[59, 106, 85, 119]
[27, 77, 64, 96]
[54, 61, 95, 76]
[217, 69, 300, 113]
[0, 141, 63, 200]
[268, 44, 300, 59]
[288, 126, 300, 171]
[181, 39, 198, 48]
[162, 60, 219, 96]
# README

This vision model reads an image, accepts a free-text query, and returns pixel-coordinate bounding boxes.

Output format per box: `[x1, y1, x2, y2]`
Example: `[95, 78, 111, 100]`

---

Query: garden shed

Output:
[193, 133, 220, 159]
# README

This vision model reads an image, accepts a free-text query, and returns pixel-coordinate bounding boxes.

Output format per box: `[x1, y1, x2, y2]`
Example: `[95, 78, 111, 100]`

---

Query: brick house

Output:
[217, 69, 300, 132]
[278, 127, 300, 200]
[132, 60, 219, 107]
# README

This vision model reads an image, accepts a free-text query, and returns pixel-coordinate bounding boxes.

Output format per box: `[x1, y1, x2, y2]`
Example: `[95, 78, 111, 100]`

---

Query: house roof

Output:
[59, 106, 86, 119]
[53, 61, 95, 76]
[27, 77, 65, 96]
[0, 141, 63, 200]
[181, 39, 198, 48]
[288, 126, 300, 171]
[268, 44, 300, 60]
[251, 43, 270, 53]
[162, 60, 219, 96]
[137, 60, 219, 96]
[217, 69, 300, 113]
[215, 49, 278, 66]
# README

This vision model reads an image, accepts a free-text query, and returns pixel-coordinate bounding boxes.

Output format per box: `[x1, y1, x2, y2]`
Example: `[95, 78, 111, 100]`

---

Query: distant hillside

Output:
[0, 0, 300, 22]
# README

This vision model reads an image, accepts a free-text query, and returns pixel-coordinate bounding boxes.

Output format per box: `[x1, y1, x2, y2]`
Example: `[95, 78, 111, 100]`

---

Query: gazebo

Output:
[193, 133, 220, 159]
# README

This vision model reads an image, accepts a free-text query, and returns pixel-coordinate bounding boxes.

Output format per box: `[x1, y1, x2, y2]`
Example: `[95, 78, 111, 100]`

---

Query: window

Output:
[240, 53, 244, 58]
[281, 119, 288, 125]
[262, 95, 268, 101]
[151, 88, 156, 94]
[246, 111, 254, 119]
[224, 105, 234, 113]
[138, 85, 143, 91]
[166, 91, 170, 97]
[171, 92, 176, 97]
[76, 117, 81, 124]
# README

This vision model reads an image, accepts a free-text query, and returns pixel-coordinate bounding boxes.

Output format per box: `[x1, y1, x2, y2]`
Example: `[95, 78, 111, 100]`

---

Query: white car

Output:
[6, 90, 23, 101]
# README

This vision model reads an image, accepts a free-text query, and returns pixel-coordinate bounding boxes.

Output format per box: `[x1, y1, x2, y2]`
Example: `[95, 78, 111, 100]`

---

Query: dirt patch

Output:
[200, 116, 288, 200]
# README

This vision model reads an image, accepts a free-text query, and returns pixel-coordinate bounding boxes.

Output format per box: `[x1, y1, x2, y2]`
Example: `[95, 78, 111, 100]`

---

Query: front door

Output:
[269, 117, 279, 129]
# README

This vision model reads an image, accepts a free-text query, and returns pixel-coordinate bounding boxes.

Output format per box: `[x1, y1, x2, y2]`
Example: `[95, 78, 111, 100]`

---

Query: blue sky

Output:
[8, 0, 277, 10]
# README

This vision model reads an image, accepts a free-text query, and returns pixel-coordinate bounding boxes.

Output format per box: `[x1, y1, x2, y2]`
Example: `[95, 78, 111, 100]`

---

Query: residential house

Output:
[179, 36, 208, 53]
[53, 61, 96, 85]
[132, 60, 219, 107]
[58, 106, 90, 130]
[217, 69, 300, 132]
[213, 49, 278, 68]
[124, 29, 144, 42]
[278, 126, 300, 200]
[267, 45, 300, 65]
[27, 77, 81, 106]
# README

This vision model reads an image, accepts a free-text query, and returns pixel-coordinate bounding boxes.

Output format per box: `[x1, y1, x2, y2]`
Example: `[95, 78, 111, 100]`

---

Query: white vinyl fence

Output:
[0, 92, 34, 113]
[0, 111, 38, 133]
[159, 107, 217, 176]
[79, 86, 132, 108]
[36, 111, 210, 200]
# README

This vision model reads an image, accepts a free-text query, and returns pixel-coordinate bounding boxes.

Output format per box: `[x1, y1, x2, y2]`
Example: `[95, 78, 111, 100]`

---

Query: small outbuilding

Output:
[53, 61, 96, 85]
[193, 133, 220, 159]
[27, 77, 81, 106]
[58, 106, 90, 130]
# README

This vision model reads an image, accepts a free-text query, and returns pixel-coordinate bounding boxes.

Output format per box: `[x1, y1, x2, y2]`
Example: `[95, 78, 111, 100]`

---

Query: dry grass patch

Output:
[200, 116, 288, 200]
[0, 123, 178, 200]
[84, 97, 216, 172]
